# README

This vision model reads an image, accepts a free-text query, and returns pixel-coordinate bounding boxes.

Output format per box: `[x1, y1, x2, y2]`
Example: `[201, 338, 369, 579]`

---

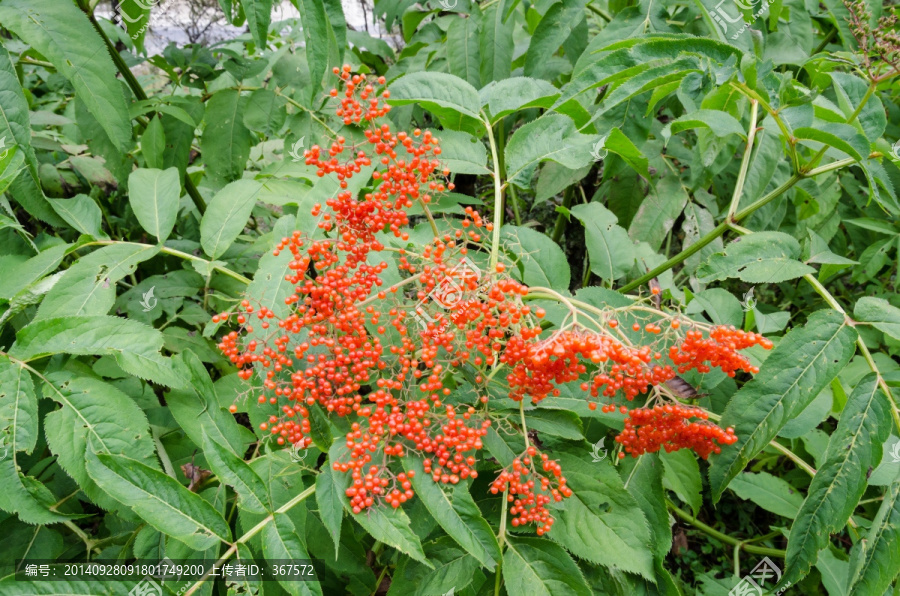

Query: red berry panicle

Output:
[215, 64, 773, 534]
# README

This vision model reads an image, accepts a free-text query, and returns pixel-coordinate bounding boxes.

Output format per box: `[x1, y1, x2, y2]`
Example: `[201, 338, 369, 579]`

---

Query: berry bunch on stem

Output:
[214, 64, 772, 535]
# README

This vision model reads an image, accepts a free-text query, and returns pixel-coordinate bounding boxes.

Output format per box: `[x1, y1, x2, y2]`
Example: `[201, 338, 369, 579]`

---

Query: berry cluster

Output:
[616, 404, 738, 459]
[216, 64, 771, 535]
[489, 447, 572, 535]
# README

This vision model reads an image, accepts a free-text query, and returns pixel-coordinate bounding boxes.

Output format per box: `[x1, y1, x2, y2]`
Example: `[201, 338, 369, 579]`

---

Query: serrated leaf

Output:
[201, 89, 253, 186]
[200, 179, 264, 258]
[698, 232, 816, 283]
[481, 77, 559, 123]
[603, 127, 650, 179]
[854, 297, 900, 342]
[550, 449, 655, 579]
[86, 449, 232, 550]
[662, 109, 746, 141]
[729, 472, 803, 518]
[46, 195, 104, 239]
[781, 375, 892, 587]
[503, 537, 592, 596]
[500, 225, 570, 289]
[42, 373, 159, 512]
[794, 124, 869, 162]
[709, 310, 857, 502]
[128, 168, 181, 243]
[845, 479, 900, 595]
[629, 175, 688, 251]
[660, 449, 702, 517]
[0, 357, 78, 524]
[446, 13, 481, 88]
[478, 1, 514, 84]
[387, 71, 483, 135]
[623, 454, 672, 561]
[262, 513, 323, 596]
[35, 243, 159, 321]
[166, 350, 248, 456]
[0, 0, 132, 150]
[10, 315, 187, 387]
[570, 202, 636, 280]
[240, 0, 273, 47]
[505, 114, 597, 187]
[401, 457, 500, 569]
[327, 442, 428, 566]
[315, 464, 344, 558]
[524, 0, 588, 80]
[202, 431, 270, 514]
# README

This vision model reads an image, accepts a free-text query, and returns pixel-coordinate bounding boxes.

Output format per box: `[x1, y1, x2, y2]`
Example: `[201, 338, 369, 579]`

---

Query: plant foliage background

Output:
[0, 0, 899, 594]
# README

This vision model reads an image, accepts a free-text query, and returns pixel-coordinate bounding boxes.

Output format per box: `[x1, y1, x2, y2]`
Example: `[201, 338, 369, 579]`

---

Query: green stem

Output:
[484, 113, 505, 270]
[586, 3, 612, 21]
[726, 100, 759, 219]
[81, 240, 251, 285]
[184, 484, 316, 596]
[667, 500, 786, 558]
[551, 188, 575, 243]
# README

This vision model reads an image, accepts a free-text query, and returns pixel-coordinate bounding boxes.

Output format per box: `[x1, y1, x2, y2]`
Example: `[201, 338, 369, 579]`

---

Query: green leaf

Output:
[202, 431, 270, 514]
[697, 231, 816, 283]
[845, 479, 900, 595]
[402, 457, 500, 569]
[500, 225, 570, 289]
[729, 472, 803, 518]
[240, 0, 273, 47]
[86, 449, 232, 550]
[603, 127, 650, 179]
[794, 124, 869, 162]
[294, 0, 344, 94]
[200, 179, 264, 258]
[816, 548, 850, 596]
[628, 175, 688, 251]
[432, 129, 489, 175]
[262, 513, 323, 596]
[662, 109, 746, 141]
[0, 357, 78, 524]
[505, 114, 597, 187]
[387, 537, 480, 595]
[854, 297, 900, 342]
[550, 449, 655, 579]
[387, 71, 483, 135]
[46, 195, 104, 239]
[128, 168, 182, 243]
[166, 350, 249, 456]
[315, 464, 344, 557]
[35, 243, 159, 321]
[10, 315, 187, 388]
[43, 373, 158, 511]
[503, 537, 592, 596]
[570, 202, 636, 280]
[446, 13, 481, 88]
[624, 454, 672, 561]
[709, 310, 858, 502]
[0, 0, 132, 150]
[201, 89, 253, 186]
[781, 375, 892, 586]
[327, 442, 428, 565]
[478, 1, 514, 84]
[481, 77, 559, 123]
[524, 0, 588, 80]
[0, 243, 71, 301]
[116, 0, 152, 50]
[660, 449, 702, 517]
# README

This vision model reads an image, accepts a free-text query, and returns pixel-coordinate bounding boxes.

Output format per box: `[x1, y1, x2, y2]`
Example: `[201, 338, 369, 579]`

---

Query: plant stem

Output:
[81, 240, 251, 284]
[667, 500, 786, 558]
[484, 113, 505, 270]
[551, 188, 575, 243]
[184, 485, 316, 595]
[726, 100, 759, 220]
